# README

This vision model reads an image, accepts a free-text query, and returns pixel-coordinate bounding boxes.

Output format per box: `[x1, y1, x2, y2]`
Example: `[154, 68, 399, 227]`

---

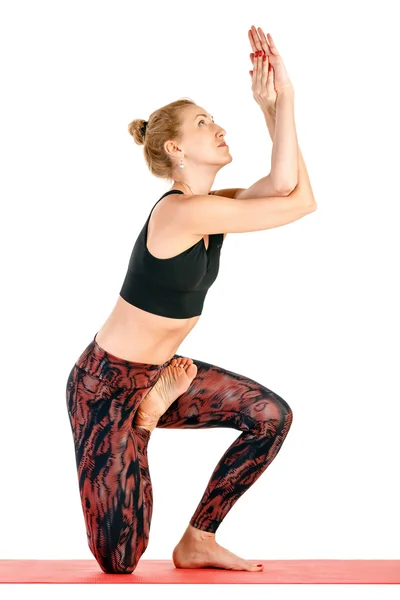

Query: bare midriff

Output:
[95, 190, 207, 366]
[94, 296, 201, 365]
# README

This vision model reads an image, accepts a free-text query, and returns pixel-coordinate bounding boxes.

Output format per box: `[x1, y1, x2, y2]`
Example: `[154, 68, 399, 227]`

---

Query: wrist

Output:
[277, 84, 295, 101]
[263, 106, 276, 119]
[264, 110, 276, 126]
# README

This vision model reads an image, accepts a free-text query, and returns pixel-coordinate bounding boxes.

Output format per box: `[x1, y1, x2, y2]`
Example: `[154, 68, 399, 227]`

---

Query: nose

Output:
[217, 127, 226, 141]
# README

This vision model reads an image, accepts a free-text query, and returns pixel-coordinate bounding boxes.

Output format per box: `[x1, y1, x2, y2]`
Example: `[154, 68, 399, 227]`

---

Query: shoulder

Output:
[154, 191, 190, 223]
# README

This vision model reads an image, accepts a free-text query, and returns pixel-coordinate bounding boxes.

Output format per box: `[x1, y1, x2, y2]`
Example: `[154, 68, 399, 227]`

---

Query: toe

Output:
[187, 363, 198, 378]
[180, 358, 193, 367]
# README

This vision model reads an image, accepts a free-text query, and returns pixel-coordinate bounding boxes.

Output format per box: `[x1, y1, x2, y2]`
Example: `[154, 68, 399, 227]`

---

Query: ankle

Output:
[186, 523, 216, 541]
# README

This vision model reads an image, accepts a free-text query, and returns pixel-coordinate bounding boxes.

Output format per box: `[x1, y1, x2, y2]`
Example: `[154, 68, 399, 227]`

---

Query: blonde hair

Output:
[128, 98, 196, 180]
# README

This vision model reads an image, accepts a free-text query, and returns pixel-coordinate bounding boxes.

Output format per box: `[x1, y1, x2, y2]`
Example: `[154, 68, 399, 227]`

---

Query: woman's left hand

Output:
[248, 26, 293, 114]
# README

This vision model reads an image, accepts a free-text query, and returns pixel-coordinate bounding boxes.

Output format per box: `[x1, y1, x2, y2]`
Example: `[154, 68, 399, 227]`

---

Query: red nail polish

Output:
[257, 564, 263, 567]
[263, 54, 266, 61]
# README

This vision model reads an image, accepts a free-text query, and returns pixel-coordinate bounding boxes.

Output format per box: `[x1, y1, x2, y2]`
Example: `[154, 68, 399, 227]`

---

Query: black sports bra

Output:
[119, 190, 224, 318]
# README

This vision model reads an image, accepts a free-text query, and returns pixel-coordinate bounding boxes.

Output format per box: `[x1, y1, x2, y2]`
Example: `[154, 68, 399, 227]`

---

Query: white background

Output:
[1, 0, 399, 597]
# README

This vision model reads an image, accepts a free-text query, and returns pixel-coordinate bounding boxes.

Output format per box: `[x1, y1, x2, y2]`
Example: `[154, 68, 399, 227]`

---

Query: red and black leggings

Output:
[66, 332, 293, 574]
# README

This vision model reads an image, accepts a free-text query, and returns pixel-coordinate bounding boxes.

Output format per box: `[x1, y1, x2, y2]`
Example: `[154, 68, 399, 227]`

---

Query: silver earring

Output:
[180, 156, 184, 169]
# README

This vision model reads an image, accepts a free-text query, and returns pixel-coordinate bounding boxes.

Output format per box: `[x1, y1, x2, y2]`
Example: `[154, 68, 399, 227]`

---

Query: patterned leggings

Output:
[66, 332, 293, 574]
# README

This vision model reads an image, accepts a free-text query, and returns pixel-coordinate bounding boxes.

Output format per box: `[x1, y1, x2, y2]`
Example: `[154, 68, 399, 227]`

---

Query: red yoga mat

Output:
[1, 559, 400, 584]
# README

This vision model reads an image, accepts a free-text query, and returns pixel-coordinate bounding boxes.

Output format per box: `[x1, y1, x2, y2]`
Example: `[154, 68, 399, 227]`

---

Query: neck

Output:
[171, 168, 220, 196]
[174, 180, 195, 196]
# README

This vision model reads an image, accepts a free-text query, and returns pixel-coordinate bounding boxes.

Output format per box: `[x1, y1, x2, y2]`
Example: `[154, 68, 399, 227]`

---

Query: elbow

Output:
[276, 181, 298, 196]
[277, 183, 317, 210]
[305, 197, 317, 211]
[298, 190, 317, 211]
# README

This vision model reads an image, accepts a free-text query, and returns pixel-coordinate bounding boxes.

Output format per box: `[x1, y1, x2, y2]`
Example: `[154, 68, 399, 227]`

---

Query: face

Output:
[166, 105, 232, 172]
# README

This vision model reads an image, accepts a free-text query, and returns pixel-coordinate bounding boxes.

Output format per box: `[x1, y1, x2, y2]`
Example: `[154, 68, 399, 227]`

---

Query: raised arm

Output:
[235, 141, 316, 207]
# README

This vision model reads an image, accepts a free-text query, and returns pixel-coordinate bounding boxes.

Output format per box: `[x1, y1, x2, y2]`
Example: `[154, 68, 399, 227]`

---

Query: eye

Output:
[198, 119, 215, 126]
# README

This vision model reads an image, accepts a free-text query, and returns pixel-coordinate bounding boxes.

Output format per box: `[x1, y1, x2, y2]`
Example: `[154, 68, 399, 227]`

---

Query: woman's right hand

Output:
[248, 27, 294, 101]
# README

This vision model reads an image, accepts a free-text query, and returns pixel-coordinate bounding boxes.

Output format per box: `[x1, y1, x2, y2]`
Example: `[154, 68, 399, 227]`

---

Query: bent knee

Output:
[91, 542, 145, 575]
[97, 553, 141, 575]
[276, 394, 293, 420]
[251, 391, 293, 437]
[268, 390, 293, 419]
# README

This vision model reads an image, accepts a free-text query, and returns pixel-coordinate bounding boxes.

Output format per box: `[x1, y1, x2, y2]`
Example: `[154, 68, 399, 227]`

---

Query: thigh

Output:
[66, 365, 153, 568]
[156, 355, 290, 432]
[66, 364, 150, 454]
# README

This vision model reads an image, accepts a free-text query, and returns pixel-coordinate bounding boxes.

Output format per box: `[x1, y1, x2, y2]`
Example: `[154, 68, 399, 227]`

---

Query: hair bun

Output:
[140, 120, 148, 137]
[127, 118, 148, 145]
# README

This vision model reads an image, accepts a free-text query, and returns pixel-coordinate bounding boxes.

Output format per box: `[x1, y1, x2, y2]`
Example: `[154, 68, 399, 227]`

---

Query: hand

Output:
[248, 26, 293, 115]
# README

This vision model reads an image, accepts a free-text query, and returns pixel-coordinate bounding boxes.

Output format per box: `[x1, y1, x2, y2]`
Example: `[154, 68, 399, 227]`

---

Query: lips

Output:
[218, 142, 227, 147]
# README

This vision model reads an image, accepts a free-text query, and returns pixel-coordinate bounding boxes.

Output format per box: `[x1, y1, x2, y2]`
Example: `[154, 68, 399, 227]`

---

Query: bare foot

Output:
[134, 357, 198, 432]
[172, 524, 264, 571]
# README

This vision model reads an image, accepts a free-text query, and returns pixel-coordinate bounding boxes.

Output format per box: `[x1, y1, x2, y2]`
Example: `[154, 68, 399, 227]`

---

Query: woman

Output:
[65, 26, 317, 575]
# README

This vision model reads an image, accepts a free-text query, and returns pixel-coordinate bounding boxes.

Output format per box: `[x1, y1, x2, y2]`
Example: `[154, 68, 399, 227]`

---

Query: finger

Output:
[247, 29, 256, 52]
[250, 26, 264, 88]
[248, 29, 257, 54]
[267, 63, 275, 92]
[254, 44, 262, 88]
[256, 26, 271, 57]
[252, 45, 258, 86]
[266, 32, 279, 56]
[261, 53, 269, 89]
[249, 51, 255, 75]
[251, 25, 263, 56]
